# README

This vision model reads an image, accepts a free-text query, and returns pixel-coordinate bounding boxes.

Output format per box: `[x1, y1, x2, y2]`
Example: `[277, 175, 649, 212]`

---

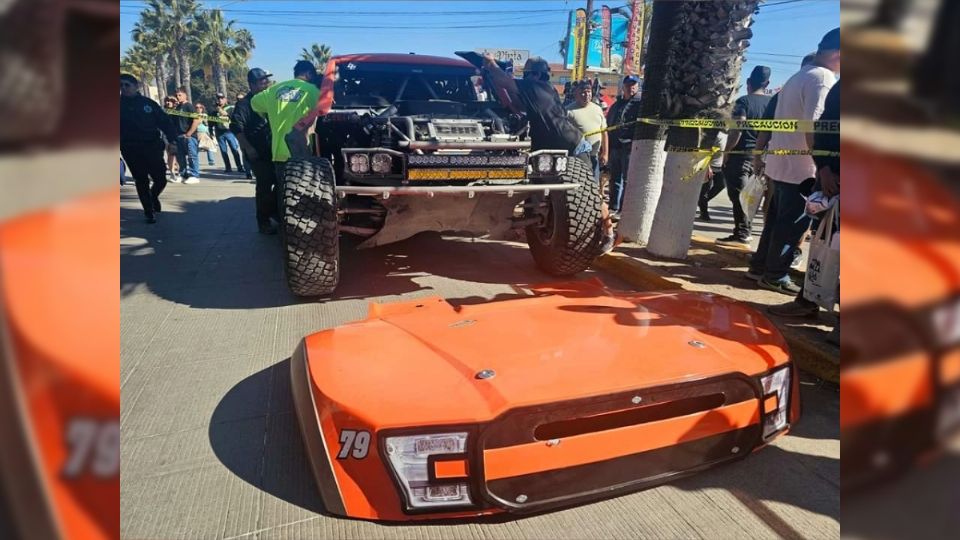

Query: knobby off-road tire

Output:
[525, 156, 605, 276]
[282, 157, 339, 297]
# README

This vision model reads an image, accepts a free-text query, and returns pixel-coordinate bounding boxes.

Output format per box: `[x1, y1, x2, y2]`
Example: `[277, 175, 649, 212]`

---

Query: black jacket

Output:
[605, 96, 641, 149]
[813, 81, 840, 175]
[120, 94, 176, 145]
[230, 94, 272, 158]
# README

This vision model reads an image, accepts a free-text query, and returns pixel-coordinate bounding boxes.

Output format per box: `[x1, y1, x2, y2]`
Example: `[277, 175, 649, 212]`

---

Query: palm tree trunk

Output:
[170, 50, 181, 90]
[646, 0, 758, 259]
[154, 57, 166, 99]
[214, 59, 227, 96]
[618, 0, 680, 244]
[176, 39, 191, 101]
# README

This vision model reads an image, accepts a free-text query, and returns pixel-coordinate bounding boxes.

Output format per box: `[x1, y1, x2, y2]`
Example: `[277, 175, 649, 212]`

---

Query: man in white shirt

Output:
[747, 28, 839, 295]
[566, 81, 608, 182]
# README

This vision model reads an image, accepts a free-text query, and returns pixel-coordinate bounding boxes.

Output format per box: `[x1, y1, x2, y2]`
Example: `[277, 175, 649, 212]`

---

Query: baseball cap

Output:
[522, 57, 550, 74]
[215, 92, 225, 98]
[293, 60, 317, 76]
[622, 75, 640, 85]
[247, 68, 272, 84]
[818, 27, 840, 53]
[748, 65, 771, 86]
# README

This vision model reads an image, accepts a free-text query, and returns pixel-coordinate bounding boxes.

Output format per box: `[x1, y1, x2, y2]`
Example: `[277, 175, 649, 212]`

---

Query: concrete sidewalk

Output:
[600, 190, 839, 382]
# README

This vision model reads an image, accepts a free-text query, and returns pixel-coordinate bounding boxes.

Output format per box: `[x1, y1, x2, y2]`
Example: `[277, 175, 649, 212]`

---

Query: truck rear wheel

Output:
[525, 156, 604, 276]
[282, 157, 340, 297]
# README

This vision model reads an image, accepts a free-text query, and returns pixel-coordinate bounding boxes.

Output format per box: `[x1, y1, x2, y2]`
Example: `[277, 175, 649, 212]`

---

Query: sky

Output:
[119, 0, 840, 90]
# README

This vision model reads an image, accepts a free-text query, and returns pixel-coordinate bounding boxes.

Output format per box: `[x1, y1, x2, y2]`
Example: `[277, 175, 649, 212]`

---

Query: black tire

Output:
[282, 157, 339, 296]
[525, 156, 605, 276]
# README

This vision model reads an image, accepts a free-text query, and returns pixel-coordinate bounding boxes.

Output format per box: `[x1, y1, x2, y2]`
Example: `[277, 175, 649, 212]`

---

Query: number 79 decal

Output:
[337, 429, 371, 459]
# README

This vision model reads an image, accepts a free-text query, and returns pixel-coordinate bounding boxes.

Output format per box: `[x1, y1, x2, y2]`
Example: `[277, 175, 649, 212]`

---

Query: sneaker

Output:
[698, 206, 711, 222]
[790, 247, 803, 269]
[759, 277, 802, 296]
[183, 177, 200, 184]
[745, 270, 763, 281]
[145, 213, 157, 224]
[167, 172, 181, 183]
[717, 234, 752, 247]
[768, 301, 819, 319]
[599, 232, 617, 254]
[258, 223, 278, 235]
[826, 326, 839, 346]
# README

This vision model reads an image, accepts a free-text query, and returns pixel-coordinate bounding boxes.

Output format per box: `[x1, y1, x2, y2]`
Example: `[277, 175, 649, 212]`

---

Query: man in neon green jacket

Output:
[251, 60, 320, 165]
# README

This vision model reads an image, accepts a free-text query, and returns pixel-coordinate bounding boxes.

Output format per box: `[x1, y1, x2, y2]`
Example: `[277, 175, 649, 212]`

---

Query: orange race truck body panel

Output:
[292, 280, 799, 520]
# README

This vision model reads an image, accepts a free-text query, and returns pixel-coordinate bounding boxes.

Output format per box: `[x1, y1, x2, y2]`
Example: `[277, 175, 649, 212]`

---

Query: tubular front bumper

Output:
[292, 341, 798, 520]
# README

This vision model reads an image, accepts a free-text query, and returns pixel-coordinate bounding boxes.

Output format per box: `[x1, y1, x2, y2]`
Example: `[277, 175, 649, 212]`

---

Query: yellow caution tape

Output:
[666, 146, 840, 157]
[583, 117, 839, 138]
[166, 108, 230, 125]
[669, 146, 840, 182]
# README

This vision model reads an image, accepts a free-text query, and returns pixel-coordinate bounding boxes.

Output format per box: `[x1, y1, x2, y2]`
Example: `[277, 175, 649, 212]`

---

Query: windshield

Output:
[333, 62, 478, 108]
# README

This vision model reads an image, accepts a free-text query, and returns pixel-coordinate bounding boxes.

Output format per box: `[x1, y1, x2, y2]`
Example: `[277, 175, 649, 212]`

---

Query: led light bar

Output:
[407, 168, 526, 181]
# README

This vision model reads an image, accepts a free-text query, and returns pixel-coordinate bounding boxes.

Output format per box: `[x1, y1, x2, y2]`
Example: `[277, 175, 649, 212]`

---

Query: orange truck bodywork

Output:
[0, 188, 119, 540]
[292, 279, 799, 520]
[839, 142, 960, 488]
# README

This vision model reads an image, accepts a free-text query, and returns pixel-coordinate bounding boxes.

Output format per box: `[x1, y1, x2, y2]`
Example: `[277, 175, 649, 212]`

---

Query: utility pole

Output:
[580, 0, 594, 82]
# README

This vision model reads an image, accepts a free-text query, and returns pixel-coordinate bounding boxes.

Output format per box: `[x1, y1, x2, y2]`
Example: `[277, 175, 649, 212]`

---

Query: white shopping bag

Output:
[740, 174, 766, 225]
[803, 206, 840, 311]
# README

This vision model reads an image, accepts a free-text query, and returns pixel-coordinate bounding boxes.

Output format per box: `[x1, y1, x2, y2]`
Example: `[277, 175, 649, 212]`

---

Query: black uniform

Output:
[121, 94, 176, 218]
[605, 96, 641, 211]
[231, 93, 278, 226]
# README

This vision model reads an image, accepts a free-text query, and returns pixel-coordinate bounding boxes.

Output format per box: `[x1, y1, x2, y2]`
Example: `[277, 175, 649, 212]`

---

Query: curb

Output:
[595, 251, 839, 384]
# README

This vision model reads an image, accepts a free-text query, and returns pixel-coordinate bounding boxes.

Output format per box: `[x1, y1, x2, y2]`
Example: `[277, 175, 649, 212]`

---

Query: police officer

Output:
[231, 68, 279, 234]
[120, 74, 177, 223]
[604, 75, 641, 217]
[481, 54, 616, 252]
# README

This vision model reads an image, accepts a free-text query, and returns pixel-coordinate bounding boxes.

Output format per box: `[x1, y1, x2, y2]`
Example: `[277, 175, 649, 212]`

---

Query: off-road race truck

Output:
[280, 52, 605, 296]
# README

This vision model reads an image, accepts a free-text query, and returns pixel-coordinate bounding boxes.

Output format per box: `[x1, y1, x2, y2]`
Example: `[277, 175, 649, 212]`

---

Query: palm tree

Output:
[194, 9, 255, 95]
[135, 1, 179, 90]
[618, 0, 678, 244]
[146, 0, 199, 101]
[132, 21, 169, 99]
[645, 0, 760, 259]
[121, 45, 155, 96]
[300, 43, 332, 75]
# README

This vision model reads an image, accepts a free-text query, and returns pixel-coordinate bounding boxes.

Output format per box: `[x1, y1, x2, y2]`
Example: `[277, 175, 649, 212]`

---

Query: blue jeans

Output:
[748, 180, 812, 282]
[217, 132, 246, 172]
[176, 136, 199, 178]
[607, 146, 630, 212]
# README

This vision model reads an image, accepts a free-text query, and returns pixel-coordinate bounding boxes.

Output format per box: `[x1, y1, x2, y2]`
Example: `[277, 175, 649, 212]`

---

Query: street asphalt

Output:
[120, 166, 839, 539]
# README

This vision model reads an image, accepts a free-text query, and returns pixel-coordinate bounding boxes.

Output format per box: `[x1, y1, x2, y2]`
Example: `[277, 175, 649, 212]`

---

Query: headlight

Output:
[760, 366, 791, 438]
[371, 153, 392, 174]
[385, 432, 471, 509]
[554, 156, 568, 173]
[535, 154, 553, 173]
[349, 153, 370, 174]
